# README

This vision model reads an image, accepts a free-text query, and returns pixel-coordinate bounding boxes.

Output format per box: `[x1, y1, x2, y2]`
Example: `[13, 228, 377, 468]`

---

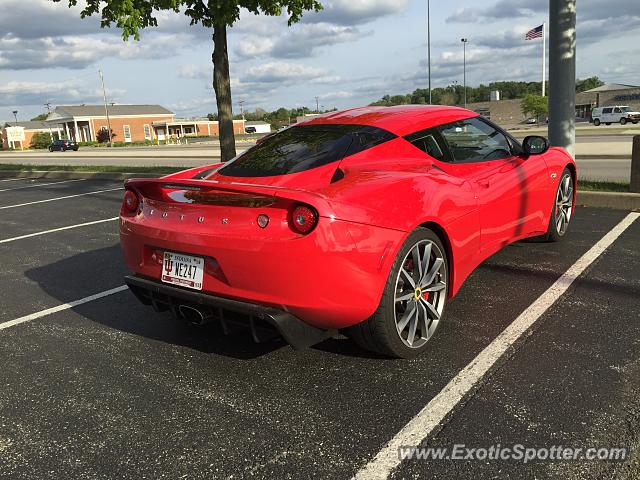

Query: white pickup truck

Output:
[591, 105, 640, 126]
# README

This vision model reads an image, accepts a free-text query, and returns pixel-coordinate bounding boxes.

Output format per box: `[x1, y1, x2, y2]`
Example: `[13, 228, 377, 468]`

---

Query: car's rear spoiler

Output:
[124, 177, 336, 217]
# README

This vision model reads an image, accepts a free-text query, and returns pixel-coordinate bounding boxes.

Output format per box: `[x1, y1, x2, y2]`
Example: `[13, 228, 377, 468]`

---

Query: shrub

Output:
[30, 132, 52, 149]
[96, 128, 116, 143]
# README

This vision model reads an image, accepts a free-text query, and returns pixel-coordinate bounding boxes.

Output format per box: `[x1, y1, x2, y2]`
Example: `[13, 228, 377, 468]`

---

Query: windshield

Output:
[218, 124, 396, 177]
[621, 107, 633, 113]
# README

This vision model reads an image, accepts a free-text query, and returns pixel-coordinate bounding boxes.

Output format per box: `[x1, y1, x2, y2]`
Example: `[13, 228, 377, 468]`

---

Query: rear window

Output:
[217, 124, 396, 177]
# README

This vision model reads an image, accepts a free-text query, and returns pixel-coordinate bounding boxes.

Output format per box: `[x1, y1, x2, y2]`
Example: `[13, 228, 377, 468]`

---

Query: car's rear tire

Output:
[593, 119, 601, 126]
[48, 147, 53, 152]
[345, 228, 448, 358]
[621, 118, 627, 125]
[543, 167, 574, 242]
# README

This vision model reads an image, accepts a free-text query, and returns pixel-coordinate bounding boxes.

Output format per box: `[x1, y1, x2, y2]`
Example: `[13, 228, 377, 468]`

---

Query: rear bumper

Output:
[120, 214, 406, 329]
[125, 275, 335, 348]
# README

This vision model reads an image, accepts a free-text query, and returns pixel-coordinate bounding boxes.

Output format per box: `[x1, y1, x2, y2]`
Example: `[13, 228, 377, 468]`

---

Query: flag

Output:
[525, 25, 544, 40]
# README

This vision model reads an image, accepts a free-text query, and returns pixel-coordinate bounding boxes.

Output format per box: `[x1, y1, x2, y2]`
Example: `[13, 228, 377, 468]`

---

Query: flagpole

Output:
[542, 22, 546, 97]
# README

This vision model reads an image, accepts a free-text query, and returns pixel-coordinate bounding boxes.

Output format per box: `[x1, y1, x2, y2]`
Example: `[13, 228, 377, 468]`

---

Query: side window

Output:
[438, 117, 512, 163]
[602, 108, 613, 114]
[406, 133, 446, 161]
[613, 107, 622, 113]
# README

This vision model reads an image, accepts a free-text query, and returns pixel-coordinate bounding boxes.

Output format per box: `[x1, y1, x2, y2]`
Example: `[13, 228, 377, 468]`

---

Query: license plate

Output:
[161, 251, 204, 290]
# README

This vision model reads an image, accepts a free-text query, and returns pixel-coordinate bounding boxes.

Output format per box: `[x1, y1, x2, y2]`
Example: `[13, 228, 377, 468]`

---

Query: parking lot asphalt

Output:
[0, 177, 638, 479]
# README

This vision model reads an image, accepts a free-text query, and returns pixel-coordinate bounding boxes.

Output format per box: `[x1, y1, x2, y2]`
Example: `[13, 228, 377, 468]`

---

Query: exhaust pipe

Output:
[178, 304, 215, 326]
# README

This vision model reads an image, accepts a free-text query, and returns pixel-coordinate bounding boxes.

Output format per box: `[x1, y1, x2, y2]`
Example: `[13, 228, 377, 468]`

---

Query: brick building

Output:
[41, 105, 246, 144]
[575, 83, 640, 120]
[151, 118, 246, 140]
[1, 121, 63, 150]
[467, 83, 640, 126]
[45, 104, 175, 143]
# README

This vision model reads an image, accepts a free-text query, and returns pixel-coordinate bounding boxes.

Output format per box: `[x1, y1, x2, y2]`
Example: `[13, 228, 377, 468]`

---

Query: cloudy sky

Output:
[1, 0, 639, 121]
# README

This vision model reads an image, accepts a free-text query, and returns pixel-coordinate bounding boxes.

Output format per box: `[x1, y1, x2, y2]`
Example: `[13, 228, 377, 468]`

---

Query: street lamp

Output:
[460, 38, 468, 108]
[12, 110, 18, 123]
[427, 0, 432, 104]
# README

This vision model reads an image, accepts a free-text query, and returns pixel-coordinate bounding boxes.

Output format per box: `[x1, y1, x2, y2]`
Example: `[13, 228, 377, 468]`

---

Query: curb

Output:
[577, 191, 640, 211]
[575, 155, 629, 160]
[0, 171, 164, 181]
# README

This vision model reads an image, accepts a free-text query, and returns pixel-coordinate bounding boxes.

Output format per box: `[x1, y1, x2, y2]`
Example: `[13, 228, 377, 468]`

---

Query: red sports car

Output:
[120, 106, 576, 358]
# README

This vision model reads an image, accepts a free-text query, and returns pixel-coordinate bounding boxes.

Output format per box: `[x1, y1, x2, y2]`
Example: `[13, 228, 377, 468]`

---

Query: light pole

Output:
[460, 38, 468, 108]
[98, 69, 113, 147]
[427, 0, 432, 104]
[12, 110, 18, 123]
[315, 96, 320, 113]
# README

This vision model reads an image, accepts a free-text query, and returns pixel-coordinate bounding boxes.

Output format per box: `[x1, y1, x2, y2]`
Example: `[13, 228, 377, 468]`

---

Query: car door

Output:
[602, 107, 613, 123]
[613, 107, 623, 122]
[436, 117, 549, 256]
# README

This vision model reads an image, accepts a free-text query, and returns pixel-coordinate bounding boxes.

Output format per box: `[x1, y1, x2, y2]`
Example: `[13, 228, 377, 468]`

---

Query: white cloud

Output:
[0, 33, 192, 70]
[301, 0, 409, 26]
[242, 62, 334, 84]
[234, 23, 368, 59]
[0, 80, 126, 107]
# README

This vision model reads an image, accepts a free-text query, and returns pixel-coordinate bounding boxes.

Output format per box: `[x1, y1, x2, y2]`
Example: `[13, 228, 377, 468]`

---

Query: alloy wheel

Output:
[555, 173, 573, 236]
[393, 239, 447, 349]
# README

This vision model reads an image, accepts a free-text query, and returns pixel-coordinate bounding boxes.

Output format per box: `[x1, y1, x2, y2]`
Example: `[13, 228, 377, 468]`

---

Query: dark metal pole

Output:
[548, 0, 576, 157]
[631, 136, 640, 193]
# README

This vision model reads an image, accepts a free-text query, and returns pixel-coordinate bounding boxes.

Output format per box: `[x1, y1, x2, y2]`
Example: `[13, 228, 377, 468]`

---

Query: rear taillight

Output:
[290, 204, 318, 235]
[122, 190, 139, 214]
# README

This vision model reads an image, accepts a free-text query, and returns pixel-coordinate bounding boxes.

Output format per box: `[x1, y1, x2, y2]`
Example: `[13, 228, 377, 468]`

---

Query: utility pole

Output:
[548, 0, 576, 158]
[44, 102, 54, 139]
[427, 0, 432, 104]
[461, 38, 468, 108]
[315, 96, 320, 113]
[238, 100, 245, 121]
[98, 68, 113, 147]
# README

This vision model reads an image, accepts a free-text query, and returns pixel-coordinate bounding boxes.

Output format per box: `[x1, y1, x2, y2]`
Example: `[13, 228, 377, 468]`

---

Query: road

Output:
[0, 134, 635, 181]
[0, 177, 638, 479]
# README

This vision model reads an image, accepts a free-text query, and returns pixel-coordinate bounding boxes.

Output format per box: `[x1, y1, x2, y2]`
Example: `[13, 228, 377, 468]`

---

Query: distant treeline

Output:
[202, 77, 604, 127]
[368, 77, 604, 107]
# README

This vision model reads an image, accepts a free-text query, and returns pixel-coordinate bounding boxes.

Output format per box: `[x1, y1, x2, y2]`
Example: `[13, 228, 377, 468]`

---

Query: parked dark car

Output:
[48, 139, 79, 152]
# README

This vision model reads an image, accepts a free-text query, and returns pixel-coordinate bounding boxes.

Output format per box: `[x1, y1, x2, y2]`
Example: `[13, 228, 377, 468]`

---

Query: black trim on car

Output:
[125, 275, 336, 349]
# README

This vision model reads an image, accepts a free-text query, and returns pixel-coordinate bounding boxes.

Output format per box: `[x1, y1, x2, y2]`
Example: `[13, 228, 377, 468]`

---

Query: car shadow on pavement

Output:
[24, 245, 305, 360]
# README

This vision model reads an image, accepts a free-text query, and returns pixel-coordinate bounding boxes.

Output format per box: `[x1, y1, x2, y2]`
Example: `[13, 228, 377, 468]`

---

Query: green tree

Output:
[31, 113, 49, 121]
[30, 132, 52, 149]
[576, 76, 604, 93]
[521, 94, 548, 121]
[52, 0, 322, 161]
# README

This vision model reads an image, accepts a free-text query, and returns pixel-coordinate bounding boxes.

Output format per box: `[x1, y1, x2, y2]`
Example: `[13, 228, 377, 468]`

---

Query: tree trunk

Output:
[212, 24, 236, 162]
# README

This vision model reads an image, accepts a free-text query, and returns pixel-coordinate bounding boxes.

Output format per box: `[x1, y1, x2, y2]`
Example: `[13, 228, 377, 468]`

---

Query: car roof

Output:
[298, 105, 478, 136]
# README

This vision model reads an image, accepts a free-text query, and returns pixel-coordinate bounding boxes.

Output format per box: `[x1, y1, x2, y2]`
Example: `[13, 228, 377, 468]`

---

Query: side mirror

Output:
[522, 135, 549, 156]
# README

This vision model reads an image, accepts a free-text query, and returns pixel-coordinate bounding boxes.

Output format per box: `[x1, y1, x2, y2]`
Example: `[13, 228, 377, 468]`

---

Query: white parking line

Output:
[0, 178, 86, 193]
[0, 187, 123, 210]
[0, 178, 33, 182]
[0, 286, 129, 331]
[354, 211, 640, 480]
[0, 217, 119, 244]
